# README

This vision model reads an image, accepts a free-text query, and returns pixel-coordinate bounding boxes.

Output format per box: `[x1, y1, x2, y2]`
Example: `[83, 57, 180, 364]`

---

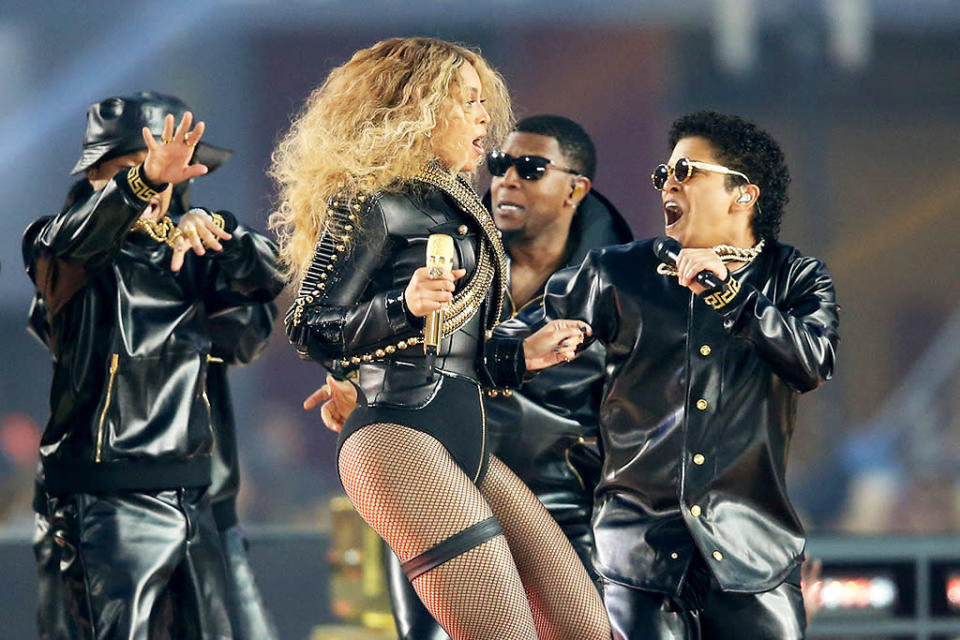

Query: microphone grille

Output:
[652, 236, 681, 262]
[427, 233, 455, 259]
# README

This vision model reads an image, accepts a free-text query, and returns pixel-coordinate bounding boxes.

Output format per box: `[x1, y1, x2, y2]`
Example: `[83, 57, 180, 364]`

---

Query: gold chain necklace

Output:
[656, 239, 765, 278]
[130, 216, 182, 248]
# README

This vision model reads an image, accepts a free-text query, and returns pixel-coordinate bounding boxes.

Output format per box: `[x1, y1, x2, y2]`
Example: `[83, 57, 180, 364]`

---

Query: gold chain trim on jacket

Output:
[413, 162, 508, 330]
[656, 239, 765, 278]
[294, 165, 508, 371]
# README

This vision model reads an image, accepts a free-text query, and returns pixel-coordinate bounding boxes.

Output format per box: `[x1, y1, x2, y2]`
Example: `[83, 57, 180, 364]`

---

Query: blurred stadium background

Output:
[1, 1, 958, 638]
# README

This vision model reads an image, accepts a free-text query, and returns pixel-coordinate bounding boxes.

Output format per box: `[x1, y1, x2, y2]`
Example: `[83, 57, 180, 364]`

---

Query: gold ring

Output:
[427, 267, 445, 279]
[184, 226, 199, 237]
[161, 136, 173, 145]
[184, 133, 197, 146]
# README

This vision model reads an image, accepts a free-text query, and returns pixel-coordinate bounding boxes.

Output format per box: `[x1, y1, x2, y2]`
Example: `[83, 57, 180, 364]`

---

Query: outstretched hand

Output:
[303, 374, 358, 433]
[523, 319, 592, 371]
[142, 112, 209, 186]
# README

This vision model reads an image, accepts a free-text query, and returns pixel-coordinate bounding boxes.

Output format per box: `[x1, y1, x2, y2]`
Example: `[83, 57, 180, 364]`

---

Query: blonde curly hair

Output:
[269, 37, 513, 280]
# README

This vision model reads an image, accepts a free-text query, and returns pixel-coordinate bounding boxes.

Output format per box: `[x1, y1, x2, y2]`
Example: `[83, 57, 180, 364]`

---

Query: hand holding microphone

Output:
[402, 234, 465, 370]
[653, 236, 728, 294]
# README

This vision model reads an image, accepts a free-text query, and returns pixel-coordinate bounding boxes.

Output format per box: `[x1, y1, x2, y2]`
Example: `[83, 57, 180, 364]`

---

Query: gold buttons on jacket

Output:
[458, 224, 469, 235]
[487, 389, 499, 398]
[693, 453, 705, 465]
[712, 551, 724, 562]
[690, 504, 702, 517]
[696, 399, 708, 411]
[670, 552, 679, 560]
[700, 345, 712, 356]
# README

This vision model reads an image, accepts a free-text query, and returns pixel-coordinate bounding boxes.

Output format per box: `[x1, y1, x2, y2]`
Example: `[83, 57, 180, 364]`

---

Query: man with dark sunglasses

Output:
[305, 115, 633, 639]
[537, 111, 839, 639]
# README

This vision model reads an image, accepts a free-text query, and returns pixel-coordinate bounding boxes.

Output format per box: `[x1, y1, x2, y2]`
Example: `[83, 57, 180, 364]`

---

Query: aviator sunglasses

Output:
[651, 157, 750, 190]
[486, 150, 580, 181]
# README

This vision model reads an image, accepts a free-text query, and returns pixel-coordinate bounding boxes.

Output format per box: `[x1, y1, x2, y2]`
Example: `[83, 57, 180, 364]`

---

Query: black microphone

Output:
[652, 236, 724, 289]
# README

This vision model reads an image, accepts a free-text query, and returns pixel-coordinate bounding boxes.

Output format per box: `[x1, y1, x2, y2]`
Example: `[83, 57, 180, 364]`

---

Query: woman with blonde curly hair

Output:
[271, 38, 611, 639]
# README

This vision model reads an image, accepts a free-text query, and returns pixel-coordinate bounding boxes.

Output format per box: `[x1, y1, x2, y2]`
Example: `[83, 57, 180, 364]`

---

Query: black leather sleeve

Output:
[542, 251, 617, 349]
[285, 196, 416, 365]
[24, 168, 154, 314]
[480, 336, 526, 388]
[714, 256, 839, 392]
[207, 302, 277, 366]
[203, 212, 286, 303]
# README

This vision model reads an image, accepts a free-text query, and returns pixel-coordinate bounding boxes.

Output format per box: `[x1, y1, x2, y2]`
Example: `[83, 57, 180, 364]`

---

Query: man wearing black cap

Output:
[24, 92, 285, 639]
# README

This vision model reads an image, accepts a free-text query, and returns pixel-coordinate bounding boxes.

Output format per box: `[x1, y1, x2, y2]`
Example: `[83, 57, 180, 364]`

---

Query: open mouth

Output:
[664, 201, 684, 227]
[472, 135, 486, 154]
[496, 201, 524, 214]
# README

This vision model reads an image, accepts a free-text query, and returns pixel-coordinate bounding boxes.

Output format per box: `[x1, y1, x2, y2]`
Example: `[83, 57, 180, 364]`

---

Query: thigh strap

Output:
[401, 517, 502, 581]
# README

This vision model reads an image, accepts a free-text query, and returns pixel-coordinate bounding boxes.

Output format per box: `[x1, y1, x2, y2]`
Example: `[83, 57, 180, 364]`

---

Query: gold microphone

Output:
[424, 234, 455, 369]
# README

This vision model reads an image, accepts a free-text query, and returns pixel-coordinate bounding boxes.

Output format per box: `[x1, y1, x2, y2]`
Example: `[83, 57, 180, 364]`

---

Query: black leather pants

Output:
[35, 489, 232, 640]
[603, 555, 806, 640]
[219, 525, 279, 640]
[384, 517, 598, 639]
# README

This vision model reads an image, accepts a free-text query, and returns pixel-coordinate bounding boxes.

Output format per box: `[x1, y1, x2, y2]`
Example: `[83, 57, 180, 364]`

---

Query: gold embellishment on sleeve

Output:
[290, 192, 364, 328]
[126, 164, 160, 202]
[702, 277, 742, 310]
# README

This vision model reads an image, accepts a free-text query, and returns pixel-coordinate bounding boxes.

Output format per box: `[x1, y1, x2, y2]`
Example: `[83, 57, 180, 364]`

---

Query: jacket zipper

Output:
[95, 353, 120, 463]
[475, 385, 487, 483]
[565, 436, 598, 491]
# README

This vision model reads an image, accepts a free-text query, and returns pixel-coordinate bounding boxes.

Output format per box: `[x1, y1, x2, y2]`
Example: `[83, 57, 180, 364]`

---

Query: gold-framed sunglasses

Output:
[651, 157, 750, 190]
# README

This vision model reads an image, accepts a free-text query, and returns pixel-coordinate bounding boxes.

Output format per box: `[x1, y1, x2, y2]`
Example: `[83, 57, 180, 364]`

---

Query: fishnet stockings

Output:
[480, 454, 612, 640]
[338, 423, 537, 639]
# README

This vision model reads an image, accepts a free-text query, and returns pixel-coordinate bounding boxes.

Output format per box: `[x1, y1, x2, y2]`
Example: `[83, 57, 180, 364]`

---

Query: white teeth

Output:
[664, 202, 681, 212]
[499, 203, 523, 211]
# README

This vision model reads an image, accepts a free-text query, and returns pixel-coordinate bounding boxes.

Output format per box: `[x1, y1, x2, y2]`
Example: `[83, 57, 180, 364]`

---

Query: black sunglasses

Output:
[651, 157, 750, 191]
[486, 150, 579, 181]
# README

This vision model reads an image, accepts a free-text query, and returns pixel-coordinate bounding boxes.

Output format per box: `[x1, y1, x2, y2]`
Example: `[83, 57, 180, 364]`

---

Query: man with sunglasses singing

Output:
[539, 111, 839, 639]
[307, 115, 633, 639]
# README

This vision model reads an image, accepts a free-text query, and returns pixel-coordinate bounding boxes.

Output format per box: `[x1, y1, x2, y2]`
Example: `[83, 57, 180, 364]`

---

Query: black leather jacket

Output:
[488, 190, 633, 530]
[542, 238, 839, 593]
[286, 177, 524, 399]
[23, 168, 284, 496]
